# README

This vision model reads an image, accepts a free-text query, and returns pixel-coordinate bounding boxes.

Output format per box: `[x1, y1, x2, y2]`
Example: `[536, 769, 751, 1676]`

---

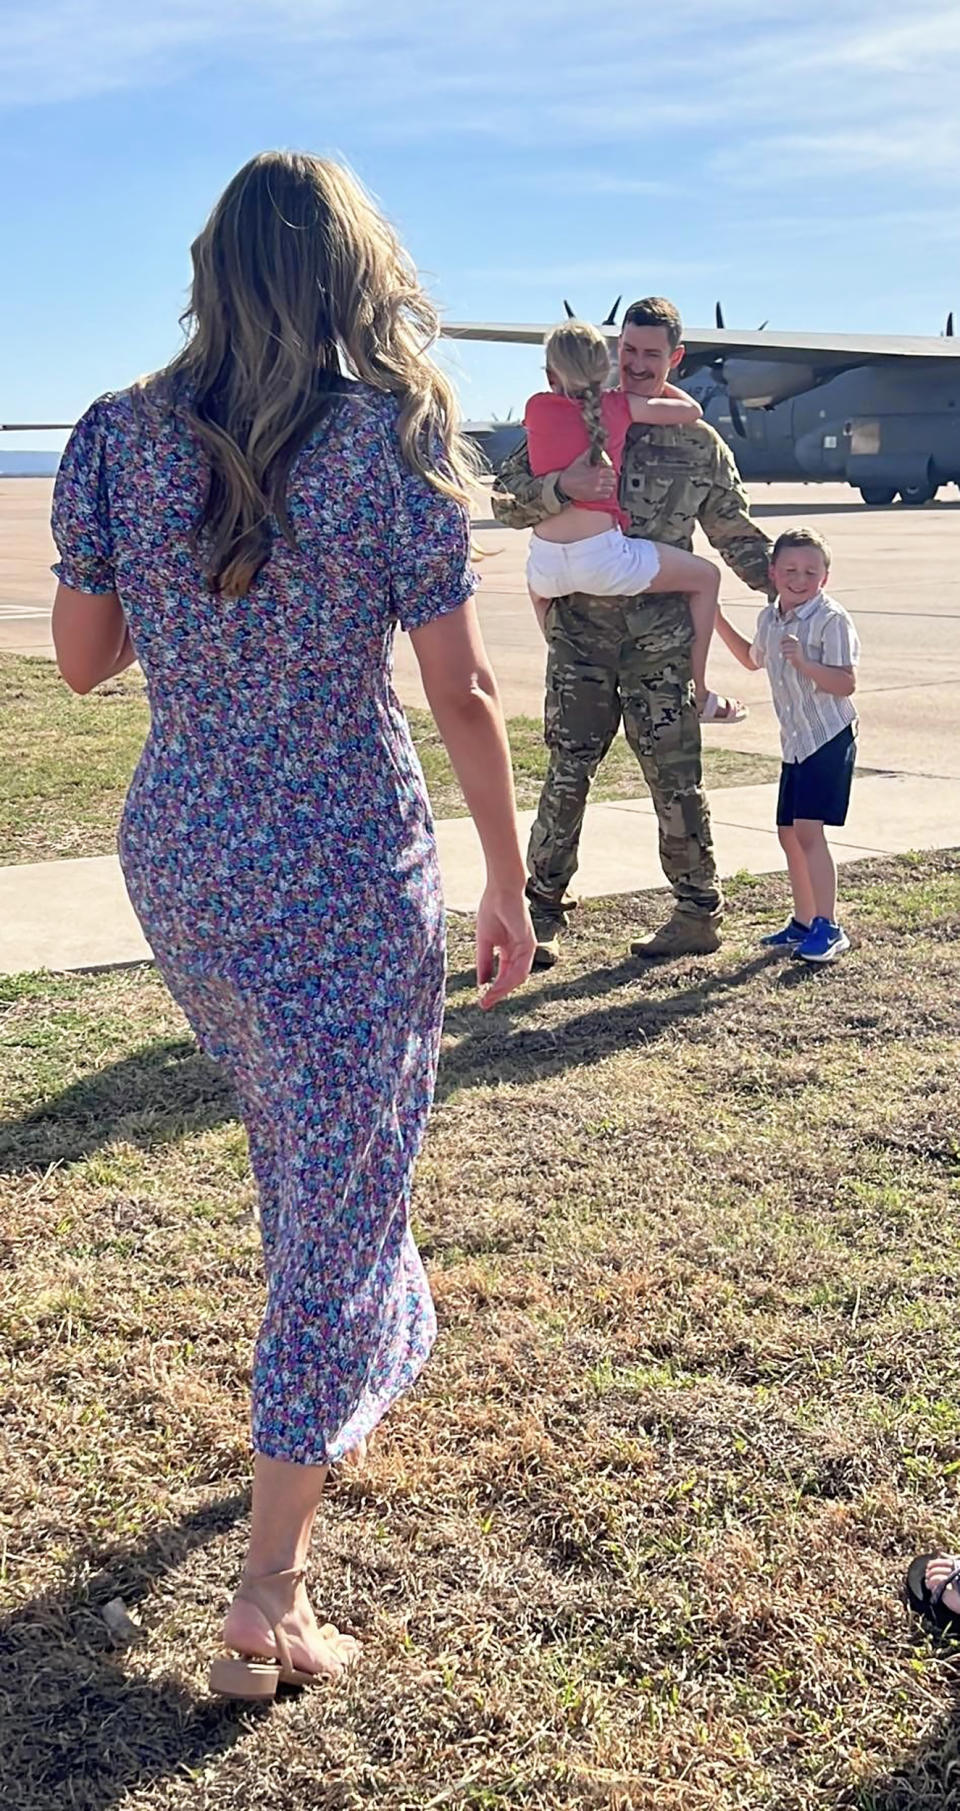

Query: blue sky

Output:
[3, 0, 959, 451]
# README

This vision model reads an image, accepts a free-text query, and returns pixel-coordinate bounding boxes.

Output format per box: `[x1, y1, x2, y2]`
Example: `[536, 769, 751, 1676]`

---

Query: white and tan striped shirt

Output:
[751, 591, 860, 764]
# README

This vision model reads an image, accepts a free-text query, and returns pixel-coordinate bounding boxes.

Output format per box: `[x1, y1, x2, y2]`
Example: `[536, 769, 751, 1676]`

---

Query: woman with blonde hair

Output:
[524, 320, 745, 723]
[51, 151, 534, 1698]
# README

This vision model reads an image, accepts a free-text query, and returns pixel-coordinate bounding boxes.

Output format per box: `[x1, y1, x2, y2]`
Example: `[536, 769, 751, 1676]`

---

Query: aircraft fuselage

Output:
[691, 364, 960, 500]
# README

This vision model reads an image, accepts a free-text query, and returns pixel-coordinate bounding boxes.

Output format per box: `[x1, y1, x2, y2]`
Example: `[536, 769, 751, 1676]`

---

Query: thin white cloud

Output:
[2, 0, 353, 107]
[751, 205, 960, 247]
[714, 125, 960, 187]
[4, 0, 959, 197]
[791, 9, 960, 71]
[0, 0, 862, 116]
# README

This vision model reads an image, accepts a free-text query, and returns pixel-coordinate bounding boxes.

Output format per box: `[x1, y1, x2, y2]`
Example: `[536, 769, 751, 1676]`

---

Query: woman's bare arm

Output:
[52, 585, 136, 694]
[410, 597, 534, 1006]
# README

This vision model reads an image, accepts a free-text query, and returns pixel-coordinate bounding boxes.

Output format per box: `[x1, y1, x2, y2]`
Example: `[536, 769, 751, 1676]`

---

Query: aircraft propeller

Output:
[716, 301, 768, 334]
[946, 312, 955, 337]
[705, 301, 748, 438]
[723, 389, 749, 440]
[562, 296, 621, 328]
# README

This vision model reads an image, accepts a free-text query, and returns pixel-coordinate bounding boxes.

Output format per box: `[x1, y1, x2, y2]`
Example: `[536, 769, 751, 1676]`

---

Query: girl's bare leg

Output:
[685, 590, 718, 705]
[528, 586, 551, 644]
[646, 547, 722, 706]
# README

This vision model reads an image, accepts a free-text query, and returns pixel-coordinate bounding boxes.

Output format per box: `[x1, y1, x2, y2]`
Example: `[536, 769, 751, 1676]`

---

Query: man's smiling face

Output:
[618, 322, 684, 397]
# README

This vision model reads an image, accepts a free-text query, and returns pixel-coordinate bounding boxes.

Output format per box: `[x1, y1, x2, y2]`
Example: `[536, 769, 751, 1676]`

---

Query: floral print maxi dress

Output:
[52, 382, 476, 1465]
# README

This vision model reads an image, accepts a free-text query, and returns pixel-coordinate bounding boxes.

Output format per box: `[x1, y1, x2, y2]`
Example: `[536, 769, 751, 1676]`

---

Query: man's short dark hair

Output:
[621, 297, 683, 349]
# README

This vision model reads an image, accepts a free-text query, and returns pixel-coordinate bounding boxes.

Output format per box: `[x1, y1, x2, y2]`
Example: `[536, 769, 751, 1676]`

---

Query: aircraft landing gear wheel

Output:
[859, 485, 896, 506]
[899, 481, 937, 506]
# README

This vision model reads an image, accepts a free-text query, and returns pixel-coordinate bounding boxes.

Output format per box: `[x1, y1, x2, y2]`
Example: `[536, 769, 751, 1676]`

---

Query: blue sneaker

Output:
[794, 917, 850, 964]
[761, 917, 810, 949]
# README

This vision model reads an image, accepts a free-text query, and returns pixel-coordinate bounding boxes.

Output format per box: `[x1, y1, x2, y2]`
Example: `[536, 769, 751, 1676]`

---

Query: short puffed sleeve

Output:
[51, 399, 117, 594]
[383, 421, 477, 632]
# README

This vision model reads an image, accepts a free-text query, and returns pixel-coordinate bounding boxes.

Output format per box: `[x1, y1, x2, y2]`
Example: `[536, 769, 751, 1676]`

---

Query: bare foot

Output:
[926, 1554, 960, 1615]
[221, 1574, 360, 1680]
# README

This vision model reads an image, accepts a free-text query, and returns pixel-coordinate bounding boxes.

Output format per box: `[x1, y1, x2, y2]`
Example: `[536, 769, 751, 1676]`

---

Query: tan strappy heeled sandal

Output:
[209, 1566, 358, 1700]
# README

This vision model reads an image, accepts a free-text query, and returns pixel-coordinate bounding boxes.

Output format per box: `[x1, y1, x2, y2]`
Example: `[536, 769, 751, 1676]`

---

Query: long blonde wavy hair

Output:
[149, 152, 478, 597]
[543, 322, 613, 467]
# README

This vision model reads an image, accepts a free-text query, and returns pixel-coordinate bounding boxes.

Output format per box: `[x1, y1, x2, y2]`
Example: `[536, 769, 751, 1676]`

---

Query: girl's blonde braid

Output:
[579, 382, 608, 467]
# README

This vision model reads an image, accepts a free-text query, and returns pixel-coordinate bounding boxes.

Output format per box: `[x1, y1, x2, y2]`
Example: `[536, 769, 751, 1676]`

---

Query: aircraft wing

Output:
[442, 322, 960, 368]
[443, 322, 575, 347]
[679, 328, 960, 369]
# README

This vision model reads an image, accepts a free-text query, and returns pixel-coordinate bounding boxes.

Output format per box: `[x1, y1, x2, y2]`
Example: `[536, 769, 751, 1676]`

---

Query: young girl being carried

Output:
[524, 320, 746, 724]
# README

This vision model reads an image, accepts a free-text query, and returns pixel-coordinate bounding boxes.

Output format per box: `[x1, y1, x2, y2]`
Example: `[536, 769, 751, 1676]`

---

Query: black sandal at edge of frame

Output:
[905, 1554, 960, 1638]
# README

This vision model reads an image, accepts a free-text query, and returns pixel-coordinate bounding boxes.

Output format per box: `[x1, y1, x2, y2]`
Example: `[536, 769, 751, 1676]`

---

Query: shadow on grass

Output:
[436, 947, 793, 1099]
[0, 1038, 236, 1176]
[860, 1631, 960, 1810]
[0, 947, 809, 1175]
[0, 1492, 259, 1811]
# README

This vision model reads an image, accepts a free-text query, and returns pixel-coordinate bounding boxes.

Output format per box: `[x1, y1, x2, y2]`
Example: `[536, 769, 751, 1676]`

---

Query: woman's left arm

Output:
[52, 585, 135, 694]
[50, 398, 136, 693]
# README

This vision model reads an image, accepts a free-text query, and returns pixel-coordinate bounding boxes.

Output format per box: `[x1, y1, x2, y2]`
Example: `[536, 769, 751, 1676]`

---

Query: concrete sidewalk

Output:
[1, 770, 957, 977]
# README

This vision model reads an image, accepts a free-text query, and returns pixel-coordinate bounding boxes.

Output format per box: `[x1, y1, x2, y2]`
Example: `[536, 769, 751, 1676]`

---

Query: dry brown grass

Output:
[2, 854, 960, 1809]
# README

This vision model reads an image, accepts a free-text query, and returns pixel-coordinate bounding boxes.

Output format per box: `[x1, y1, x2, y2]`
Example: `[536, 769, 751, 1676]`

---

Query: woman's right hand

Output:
[476, 884, 536, 1009]
[409, 601, 537, 1009]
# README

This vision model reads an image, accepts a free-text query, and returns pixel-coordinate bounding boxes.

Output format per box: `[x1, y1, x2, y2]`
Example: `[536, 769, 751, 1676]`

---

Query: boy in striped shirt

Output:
[715, 528, 859, 964]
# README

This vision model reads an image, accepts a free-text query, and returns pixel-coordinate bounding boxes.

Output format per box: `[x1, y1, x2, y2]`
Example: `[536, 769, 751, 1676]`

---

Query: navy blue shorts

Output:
[777, 723, 857, 827]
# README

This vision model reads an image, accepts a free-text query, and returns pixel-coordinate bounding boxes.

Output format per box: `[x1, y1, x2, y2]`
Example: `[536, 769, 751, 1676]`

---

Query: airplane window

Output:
[850, 420, 881, 455]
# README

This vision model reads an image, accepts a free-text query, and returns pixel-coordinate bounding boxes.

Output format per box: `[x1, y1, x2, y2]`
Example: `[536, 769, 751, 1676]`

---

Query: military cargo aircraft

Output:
[448, 302, 960, 506]
[9, 305, 960, 505]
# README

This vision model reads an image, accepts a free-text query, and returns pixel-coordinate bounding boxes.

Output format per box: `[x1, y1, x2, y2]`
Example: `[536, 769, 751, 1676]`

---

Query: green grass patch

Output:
[0, 653, 779, 864]
[409, 708, 779, 819]
[1, 853, 959, 1808]
[0, 656, 150, 864]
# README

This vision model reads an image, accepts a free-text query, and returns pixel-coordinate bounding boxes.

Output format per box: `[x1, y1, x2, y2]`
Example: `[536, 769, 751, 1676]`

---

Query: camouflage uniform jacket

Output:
[491, 420, 773, 665]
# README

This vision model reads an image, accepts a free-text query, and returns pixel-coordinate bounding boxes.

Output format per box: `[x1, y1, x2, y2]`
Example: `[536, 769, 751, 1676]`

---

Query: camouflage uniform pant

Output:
[527, 595, 722, 918]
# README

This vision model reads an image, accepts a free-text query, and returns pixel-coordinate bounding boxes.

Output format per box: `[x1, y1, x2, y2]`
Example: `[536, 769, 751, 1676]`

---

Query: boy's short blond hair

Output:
[771, 528, 832, 567]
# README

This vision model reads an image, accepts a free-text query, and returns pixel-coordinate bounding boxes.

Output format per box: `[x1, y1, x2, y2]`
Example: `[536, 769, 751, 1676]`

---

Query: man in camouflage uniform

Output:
[491, 295, 773, 965]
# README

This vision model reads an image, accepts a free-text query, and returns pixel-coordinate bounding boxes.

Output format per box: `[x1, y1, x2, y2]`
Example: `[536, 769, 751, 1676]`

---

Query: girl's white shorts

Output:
[526, 527, 661, 599]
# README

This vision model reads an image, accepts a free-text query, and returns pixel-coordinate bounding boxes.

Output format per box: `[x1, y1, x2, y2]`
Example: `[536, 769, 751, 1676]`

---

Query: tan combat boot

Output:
[527, 891, 578, 969]
[630, 911, 722, 960]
